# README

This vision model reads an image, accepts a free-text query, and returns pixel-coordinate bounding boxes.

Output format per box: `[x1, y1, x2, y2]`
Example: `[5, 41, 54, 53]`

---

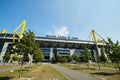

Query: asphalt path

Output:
[51, 64, 100, 80]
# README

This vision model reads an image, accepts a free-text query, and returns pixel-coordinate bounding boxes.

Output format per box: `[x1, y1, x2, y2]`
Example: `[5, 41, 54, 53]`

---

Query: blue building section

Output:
[0, 43, 4, 53]
[41, 48, 50, 60]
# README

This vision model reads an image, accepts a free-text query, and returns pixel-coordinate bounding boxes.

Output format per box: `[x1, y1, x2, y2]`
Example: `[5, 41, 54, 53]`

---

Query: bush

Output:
[72, 53, 80, 62]
[12, 55, 19, 61]
[3, 52, 10, 62]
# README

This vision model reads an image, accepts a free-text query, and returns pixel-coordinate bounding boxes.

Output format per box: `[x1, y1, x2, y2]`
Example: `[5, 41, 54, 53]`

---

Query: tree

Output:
[99, 48, 107, 62]
[72, 53, 80, 62]
[33, 48, 44, 62]
[13, 29, 44, 77]
[52, 55, 72, 63]
[54, 56, 60, 62]
[81, 48, 94, 69]
[81, 48, 93, 62]
[3, 52, 10, 62]
[52, 56, 56, 63]
[105, 38, 120, 72]
[12, 55, 19, 62]
[62, 56, 68, 63]
[15, 30, 44, 61]
[57, 56, 65, 62]
[66, 55, 72, 62]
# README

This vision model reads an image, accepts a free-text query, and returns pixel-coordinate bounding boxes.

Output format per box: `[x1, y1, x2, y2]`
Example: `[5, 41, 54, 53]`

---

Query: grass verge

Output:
[0, 64, 68, 80]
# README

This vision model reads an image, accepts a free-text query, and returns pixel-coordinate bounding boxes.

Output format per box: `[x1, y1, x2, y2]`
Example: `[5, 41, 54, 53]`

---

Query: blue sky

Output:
[0, 0, 120, 41]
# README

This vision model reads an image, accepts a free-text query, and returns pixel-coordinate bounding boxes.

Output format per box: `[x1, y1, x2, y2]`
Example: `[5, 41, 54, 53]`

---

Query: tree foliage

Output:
[105, 38, 120, 72]
[99, 48, 107, 62]
[66, 55, 72, 62]
[33, 48, 44, 62]
[105, 38, 120, 62]
[13, 29, 44, 77]
[52, 55, 72, 63]
[81, 48, 94, 62]
[12, 55, 19, 61]
[3, 52, 10, 62]
[57, 56, 67, 62]
[13, 29, 44, 62]
[72, 53, 80, 62]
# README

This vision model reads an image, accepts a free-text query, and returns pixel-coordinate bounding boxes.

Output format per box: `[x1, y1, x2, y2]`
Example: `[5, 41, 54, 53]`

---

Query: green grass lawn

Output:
[0, 64, 68, 80]
[58, 63, 120, 80]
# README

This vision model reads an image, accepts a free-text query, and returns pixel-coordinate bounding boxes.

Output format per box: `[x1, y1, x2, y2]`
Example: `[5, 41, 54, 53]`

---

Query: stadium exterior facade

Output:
[0, 33, 103, 62]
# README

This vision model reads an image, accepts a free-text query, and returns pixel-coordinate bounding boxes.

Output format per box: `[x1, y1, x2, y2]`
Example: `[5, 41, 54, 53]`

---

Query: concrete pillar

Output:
[0, 42, 9, 63]
[0, 56, 3, 64]
[50, 48, 53, 61]
[93, 50, 97, 62]
[70, 49, 75, 56]
[97, 48, 101, 56]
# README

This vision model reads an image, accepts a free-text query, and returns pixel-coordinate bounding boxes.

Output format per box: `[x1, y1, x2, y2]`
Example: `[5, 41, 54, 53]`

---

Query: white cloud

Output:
[54, 26, 69, 36]
[47, 26, 69, 37]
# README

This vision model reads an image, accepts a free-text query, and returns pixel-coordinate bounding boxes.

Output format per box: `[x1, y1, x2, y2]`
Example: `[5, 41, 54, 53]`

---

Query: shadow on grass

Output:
[0, 77, 13, 80]
[15, 67, 29, 72]
[90, 72, 117, 76]
[71, 67, 96, 70]
[15, 69, 29, 72]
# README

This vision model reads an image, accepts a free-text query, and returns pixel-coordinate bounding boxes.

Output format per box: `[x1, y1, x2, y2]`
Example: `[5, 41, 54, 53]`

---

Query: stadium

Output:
[0, 21, 104, 63]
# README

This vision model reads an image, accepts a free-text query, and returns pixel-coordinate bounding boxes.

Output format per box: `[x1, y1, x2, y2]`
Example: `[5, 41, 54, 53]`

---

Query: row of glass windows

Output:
[41, 48, 94, 57]
[41, 48, 50, 57]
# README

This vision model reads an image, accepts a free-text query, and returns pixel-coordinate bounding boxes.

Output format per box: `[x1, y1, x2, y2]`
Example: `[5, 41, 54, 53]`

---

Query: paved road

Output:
[51, 64, 100, 80]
